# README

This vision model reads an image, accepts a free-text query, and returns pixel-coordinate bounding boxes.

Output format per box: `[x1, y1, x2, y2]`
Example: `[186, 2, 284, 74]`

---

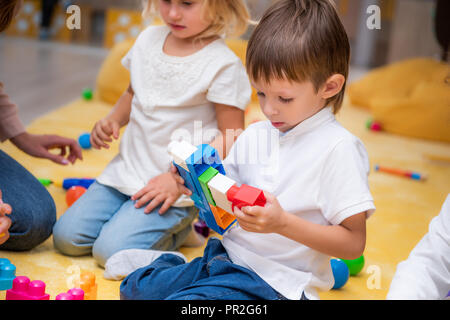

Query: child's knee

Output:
[52, 219, 90, 257]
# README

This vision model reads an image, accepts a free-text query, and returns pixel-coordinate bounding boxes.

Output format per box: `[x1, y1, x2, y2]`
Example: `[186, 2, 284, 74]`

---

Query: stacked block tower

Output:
[168, 141, 266, 235]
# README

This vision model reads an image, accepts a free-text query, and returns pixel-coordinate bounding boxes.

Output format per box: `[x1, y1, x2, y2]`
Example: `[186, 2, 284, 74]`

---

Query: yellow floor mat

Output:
[1, 97, 449, 300]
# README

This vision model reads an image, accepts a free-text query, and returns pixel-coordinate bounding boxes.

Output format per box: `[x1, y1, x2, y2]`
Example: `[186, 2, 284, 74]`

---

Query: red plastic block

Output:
[227, 184, 266, 212]
[6, 276, 50, 300]
[56, 288, 85, 300]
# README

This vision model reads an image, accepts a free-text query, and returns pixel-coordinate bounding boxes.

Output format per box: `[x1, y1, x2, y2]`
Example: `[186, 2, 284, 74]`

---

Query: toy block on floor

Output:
[55, 288, 85, 300]
[0, 258, 16, 291]
[77, 271, 97, 300]
[6, 276, 50, 300]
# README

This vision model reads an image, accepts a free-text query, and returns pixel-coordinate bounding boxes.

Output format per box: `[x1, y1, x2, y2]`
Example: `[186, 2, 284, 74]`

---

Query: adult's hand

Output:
[10, 132, 83, 165]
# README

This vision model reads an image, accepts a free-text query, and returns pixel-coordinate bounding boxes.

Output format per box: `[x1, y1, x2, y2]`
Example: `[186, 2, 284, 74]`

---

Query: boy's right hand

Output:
[0, 190, 12, 245]
[90, 118, 120, 150]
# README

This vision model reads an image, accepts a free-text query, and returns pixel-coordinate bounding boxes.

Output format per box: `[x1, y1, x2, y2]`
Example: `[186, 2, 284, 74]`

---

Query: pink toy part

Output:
[370, 122, 382, 131]
[6, 276, 50, 300]
[56, 288, 85, 300]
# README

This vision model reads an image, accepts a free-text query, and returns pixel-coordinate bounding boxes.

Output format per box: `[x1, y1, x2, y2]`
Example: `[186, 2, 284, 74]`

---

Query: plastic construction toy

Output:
[66, 186, 87, 207]
[342, 255, 365, 276]
[168, 140, 266, 235]
[0, 258, 16, 291]
[38, 177, 95, 190]
[78, 132, 92, 149]
[365, 118, 382, 132]
[6, 276, 50, 300]
[330, 258, 349, 289]
[56, 288, 85, 300]
[78, 271, 97, 300]
[82, 88, 93, 101]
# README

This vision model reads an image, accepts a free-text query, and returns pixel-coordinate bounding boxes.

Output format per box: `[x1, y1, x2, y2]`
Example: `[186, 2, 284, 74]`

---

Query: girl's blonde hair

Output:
[142, 0, 252, 39]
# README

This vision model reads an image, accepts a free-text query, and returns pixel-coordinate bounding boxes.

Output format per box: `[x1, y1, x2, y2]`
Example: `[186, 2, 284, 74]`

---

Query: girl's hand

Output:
[233, 191, 287, 234]
[0, 190, 12, 245]
[10, 132, 83, 165]
[132, 170, 192, 215]
[90, 117, 120, 150]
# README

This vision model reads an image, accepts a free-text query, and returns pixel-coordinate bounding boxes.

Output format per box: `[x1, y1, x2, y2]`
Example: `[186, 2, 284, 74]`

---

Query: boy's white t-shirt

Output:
[387, 194, 450, 300]
[97, 26, 251, 203]
[221, 107, 376, 300]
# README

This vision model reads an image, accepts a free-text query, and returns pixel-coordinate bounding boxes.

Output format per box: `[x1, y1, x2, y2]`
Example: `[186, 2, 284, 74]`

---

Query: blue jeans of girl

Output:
[52, 181, 198, 266]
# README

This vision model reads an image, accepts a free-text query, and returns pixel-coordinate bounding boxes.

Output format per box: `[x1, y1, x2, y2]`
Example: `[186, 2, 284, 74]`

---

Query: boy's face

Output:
[252, 78, 327, 133]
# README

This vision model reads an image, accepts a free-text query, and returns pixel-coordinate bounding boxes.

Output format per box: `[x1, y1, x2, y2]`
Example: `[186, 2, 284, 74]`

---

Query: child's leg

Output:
[119, 253, 200, 300]
[52, 181, 128, 257]
[0, 150, 56, 251]
[91, 201, 197, 266]
[165, 239, 286, 300]
[119, 238, 286, 300]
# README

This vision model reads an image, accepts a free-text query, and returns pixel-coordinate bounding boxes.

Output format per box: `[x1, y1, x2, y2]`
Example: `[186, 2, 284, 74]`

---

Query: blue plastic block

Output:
[0, 258, 16, 291]
[172, 144, 229, 235]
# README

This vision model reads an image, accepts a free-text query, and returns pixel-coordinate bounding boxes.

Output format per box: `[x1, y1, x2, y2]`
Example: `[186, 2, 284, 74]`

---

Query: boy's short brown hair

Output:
[246, 0, 350, 113]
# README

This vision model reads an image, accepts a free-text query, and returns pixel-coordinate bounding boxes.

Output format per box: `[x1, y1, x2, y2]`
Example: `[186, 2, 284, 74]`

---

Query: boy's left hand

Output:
[233, 191, 287, 234]
[132, 170, 191, 215]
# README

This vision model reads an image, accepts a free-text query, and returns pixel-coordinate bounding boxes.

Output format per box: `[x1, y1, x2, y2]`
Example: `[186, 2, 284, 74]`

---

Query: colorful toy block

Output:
[227, 184, 267, 212]
[78, 271, 97, 300]
[198, 167, 219, 206]
[0, 258, 16, 291]
[56, 288, 85, 300]
[209, 204, 236, 230]
[6, 276, 50, 300]
[168, 140, 267, 235]
[208, 173, 237, 214]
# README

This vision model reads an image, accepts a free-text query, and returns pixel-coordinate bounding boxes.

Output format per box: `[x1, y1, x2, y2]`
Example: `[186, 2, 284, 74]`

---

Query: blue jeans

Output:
[0, 150, 56, 251]
[120, 238, 288, 300]
[52, 181, 198, 266]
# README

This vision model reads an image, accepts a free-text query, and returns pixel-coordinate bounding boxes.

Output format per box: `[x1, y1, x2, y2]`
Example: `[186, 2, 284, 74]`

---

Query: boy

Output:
[113, 0, 375, 300]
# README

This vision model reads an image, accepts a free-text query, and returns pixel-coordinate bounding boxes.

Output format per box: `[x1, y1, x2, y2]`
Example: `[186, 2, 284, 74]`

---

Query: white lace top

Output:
[97, 25, 252, 204]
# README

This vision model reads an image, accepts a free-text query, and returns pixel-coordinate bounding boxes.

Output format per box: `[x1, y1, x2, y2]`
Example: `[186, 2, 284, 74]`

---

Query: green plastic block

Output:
[198, 167, 219, 206]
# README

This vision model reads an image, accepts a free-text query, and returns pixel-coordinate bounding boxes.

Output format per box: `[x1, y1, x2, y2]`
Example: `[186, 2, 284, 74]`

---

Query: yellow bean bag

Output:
[347, 58, 450, 143]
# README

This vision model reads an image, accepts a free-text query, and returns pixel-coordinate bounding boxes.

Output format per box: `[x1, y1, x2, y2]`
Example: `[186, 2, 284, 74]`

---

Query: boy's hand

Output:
[233, 191, 287, 234]
[0, 190, 12, 245]
[90, 117, 120, 150]
[132, 170, 192, 215]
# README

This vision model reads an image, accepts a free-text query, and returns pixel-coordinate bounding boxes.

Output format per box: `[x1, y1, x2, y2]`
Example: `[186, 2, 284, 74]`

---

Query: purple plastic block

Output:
[6, 276, 50, 300]
[194, 219, 210, 238]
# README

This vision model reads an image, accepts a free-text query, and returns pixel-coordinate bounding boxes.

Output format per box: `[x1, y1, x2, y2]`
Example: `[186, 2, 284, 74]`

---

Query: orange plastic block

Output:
[78, 271, 97, 300]
[209, 204, 236, 230]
